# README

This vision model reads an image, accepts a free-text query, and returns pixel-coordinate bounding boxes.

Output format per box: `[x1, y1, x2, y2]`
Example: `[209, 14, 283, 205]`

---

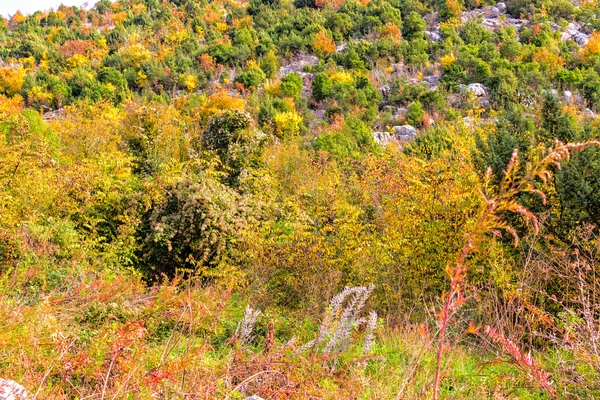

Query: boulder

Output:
[393, 125, 417, 141]
[583, 108, 596, 118]
[425, 31, 441, 42]
[422, 74, 441, 88]
[466, 83, 489, 97]
[483, 6, 500, 17]
[562, 23, 590, 46]
[496, 2, 506, 13]
[373, 131, 392, 146]
[393, 107, 409, 120]
[0, 379, 28, 400]
[563, 90, 573, 104]
[244, 396, 265, 400]
[378, 85, 391, 97]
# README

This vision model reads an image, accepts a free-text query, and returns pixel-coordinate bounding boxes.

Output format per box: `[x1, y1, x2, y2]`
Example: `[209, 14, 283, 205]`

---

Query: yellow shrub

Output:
[66, 54, 89, 69]
[441, 54, 457, 68]
[0, 66, 26, 96]
[274, 111, 303, 139]
[329, 71, 354, 84]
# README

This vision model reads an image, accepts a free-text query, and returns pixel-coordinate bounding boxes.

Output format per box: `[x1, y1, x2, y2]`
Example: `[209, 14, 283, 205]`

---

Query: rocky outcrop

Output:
[279, 53, 319, 76]
[393, 125, 417, 141]
[461, 3, 526, 32]
[373, 131, 393, 146]
[465, 83, 489, 97]
[0, 378, 28, 400]
[561, 23, 590, 46]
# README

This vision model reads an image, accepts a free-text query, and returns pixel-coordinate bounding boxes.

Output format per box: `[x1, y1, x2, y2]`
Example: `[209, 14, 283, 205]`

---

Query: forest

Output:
[1, 0, 600, 397]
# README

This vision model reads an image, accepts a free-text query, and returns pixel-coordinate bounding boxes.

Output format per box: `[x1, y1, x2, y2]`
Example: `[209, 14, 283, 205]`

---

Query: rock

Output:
[278, 53, 319, 76]
[461, 116, 475, 127]
[422, 74, 441, 88]
[563, 90, 573, 104]
[373, 131, 392, 146]
[244, 396, 265, 400]
[0, 378, 28, 400]
[378, 85, 391, 97]
[393, 107, 409, 120]
[483, 6, 500, 17]
[561, 23, 590, 46]
[496, 2, 506, 13]
[466, 83, 489, 97]
[425, 30, 441, 42]
[583, 108, 596, 118]
[335, 43, 347, 52]
[393, 125, 417, 141]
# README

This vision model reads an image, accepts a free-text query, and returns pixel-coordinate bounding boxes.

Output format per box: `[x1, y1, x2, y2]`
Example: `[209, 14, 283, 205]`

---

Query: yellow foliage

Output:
[274, 111, 303, 138]
[119, 44, 153, 66]
[264, 81, 281, 96]
[29, 86, 54, 108]
[136, 70, 148, 86]
[66, 54, 89, 69]
[182, 74, 198, 92]
[440, 53, 457, 68]
[0, 94, 23, 119]
[0, 66, 26, 96]
[581, 31, 600, 59]
[216, 22, 229, 33]
[167, 30, 189, 44]
[113, 11, 127, 25]
[329, 71, 354, 84]
[196, 90, 246, 124]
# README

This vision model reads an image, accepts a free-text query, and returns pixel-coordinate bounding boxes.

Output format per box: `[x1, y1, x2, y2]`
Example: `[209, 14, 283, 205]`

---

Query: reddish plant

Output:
[432, 140, 600, 400]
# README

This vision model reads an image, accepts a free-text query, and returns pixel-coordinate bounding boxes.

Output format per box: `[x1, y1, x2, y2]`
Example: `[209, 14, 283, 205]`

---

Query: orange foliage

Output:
[313, 30, 336, 57]
[59, 40, 96, 58]
[581, 31, 600, 59]
[0, 94, 24, 119]
[532, 47, 564, 73]
[112, 11, 127, 25]
[380, 22, 402, 42]
[315, 0, 345, 9]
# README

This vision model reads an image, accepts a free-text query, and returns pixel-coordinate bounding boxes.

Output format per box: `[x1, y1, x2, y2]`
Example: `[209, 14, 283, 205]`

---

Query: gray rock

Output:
[336, 43, 347, 52]
[0, 378, 28, 400]
[496, 2, 506, 13]
[561, 23, 590, 46]
[378, 85, 391, 97]
[462, 116, 475, 126]
[466, 83, 489, 97]
[393, 125, 417, 141]
[563, 90, 573, 104]
[425, 31, 441, 42]
[244, 396, 265, 400]
[422, 74, 441, 88]
[393, 107, 409, 120]
[373, 131, 393, 146]
[483, 6, 500, 17]
[583, 108, 596, 118]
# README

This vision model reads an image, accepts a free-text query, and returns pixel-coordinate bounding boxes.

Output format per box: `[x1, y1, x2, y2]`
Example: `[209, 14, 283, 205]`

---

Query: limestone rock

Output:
[0, 379, 28, 400]
[373, 131, 392, 146]
[466, 83, 489, 97]
[393, 125, 417, 141]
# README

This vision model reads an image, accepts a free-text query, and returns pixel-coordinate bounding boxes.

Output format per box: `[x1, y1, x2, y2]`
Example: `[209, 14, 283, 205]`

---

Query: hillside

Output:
[1, 0, 600, 398]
